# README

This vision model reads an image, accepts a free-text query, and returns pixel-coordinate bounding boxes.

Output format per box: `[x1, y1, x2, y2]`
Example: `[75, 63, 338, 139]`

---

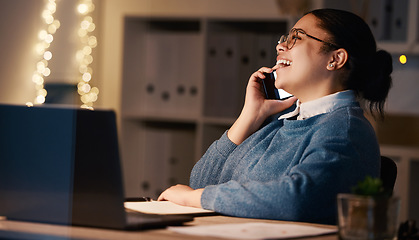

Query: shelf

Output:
[378, 42, 419, 55]
[122, 111, 199, 124]
[202, 116, 236, 126]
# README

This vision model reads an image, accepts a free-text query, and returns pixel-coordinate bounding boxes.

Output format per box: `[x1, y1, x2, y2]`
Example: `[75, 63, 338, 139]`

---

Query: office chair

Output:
[380, 156, 398, 195]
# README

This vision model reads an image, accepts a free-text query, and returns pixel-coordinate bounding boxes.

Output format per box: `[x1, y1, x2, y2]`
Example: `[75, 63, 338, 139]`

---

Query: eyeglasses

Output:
[278, 28, 340, 50]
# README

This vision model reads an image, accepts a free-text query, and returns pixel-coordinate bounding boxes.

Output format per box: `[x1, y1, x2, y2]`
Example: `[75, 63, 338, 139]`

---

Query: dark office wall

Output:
[0, 0, 82, 105]
[0, 0, 43, 104]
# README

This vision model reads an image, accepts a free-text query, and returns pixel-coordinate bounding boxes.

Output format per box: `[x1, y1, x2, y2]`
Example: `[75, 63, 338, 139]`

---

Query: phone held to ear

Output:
[262, 71, 293, 100]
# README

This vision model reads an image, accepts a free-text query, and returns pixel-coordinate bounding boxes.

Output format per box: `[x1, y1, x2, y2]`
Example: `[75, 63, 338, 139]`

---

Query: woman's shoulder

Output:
[312, 104, 375, 136]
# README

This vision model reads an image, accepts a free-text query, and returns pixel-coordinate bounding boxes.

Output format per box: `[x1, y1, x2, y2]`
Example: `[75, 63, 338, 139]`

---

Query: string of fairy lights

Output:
[28, 0, 60, 106]
[76, 0, 99, 109]
[28, 0, 98, 109]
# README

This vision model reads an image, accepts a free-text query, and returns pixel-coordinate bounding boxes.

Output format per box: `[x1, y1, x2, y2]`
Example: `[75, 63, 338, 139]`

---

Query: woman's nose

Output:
[276, 41, 286, 53]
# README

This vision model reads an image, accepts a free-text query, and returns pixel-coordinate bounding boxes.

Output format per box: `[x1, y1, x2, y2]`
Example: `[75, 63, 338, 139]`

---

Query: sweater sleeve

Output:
[189, 131, 237, 189]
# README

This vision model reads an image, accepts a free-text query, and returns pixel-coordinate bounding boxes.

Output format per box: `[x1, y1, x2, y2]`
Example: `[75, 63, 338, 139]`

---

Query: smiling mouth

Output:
[276, 59, 293, 68]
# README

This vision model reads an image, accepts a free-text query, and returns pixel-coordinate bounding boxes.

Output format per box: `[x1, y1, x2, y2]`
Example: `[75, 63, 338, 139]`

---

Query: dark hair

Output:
[306, 9, 393, 119]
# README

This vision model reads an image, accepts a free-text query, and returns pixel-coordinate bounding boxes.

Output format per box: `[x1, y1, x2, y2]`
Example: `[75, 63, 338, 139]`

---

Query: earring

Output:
[328, 63, 334, 68]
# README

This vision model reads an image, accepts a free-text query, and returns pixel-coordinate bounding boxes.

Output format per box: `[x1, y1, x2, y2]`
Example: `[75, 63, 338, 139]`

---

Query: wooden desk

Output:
[0, 215, 337, 240]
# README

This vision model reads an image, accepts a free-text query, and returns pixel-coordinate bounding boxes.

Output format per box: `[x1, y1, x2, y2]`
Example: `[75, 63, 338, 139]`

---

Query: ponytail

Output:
[362, 50, 393, 118]
[307, 9, 393, 120]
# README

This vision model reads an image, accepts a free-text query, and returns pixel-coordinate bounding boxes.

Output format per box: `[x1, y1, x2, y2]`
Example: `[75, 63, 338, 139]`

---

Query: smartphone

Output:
[262, 71, 293, 100]
[262, 71, 280, 99]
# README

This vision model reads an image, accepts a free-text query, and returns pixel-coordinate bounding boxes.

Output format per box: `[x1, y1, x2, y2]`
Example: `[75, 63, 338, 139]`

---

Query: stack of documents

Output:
[124, 201, 214, 215]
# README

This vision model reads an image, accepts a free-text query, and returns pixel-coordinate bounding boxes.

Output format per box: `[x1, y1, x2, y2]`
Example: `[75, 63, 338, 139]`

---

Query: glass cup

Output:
[337, 193, 400, 240]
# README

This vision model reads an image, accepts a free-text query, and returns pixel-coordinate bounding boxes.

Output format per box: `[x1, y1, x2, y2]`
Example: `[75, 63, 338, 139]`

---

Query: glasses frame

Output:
[279, 28, 340, 50]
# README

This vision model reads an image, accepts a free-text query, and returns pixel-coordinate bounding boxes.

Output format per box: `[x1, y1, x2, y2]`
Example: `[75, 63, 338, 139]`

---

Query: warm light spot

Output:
[36, 95, 46, 104]
[79, 82, 91, 93]
[78, 28, 87, 37]
[82, 72, 91, 82]
[87, 36, 97, 47]
[32, 74, 44, 85]
[53, 19, 61, 29]
[76, 50, 85, 61]
[86, 67, 93, 74]
[43, 51, 52, 60]
[82, 46, 92, 55]
[42, 67, 51, 77]
[42, 10, 51, 19]
[44, 34, 53, 43]
[45, 15, 54, 24]
[399, 55, 407, 64]
[81, 20, 90, 29]
[77, 4, 88, 14]
[84, 55, 93, 64]
[38, 30, 48, 40]
[91, 87, 99, 95]
[35, 84, 44, 90]
[38, 89, 48, 97]
[47, 2, 56, 13]
[79, 64, 88, 73]
[37, 61, 46, 73]
[84, 16, 93, 23]
[87, 23, 95, 32]
[48, 24, 57, 34]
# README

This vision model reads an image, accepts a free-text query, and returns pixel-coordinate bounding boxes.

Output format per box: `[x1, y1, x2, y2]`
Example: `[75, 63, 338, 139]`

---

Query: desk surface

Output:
[0, 215, 337, 240]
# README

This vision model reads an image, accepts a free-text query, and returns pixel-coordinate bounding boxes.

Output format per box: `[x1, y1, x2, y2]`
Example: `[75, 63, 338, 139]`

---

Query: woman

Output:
[158, 8, 393, 224]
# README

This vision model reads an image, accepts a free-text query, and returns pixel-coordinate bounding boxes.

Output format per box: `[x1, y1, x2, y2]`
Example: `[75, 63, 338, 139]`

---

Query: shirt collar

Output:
[279, 90, 357, 120]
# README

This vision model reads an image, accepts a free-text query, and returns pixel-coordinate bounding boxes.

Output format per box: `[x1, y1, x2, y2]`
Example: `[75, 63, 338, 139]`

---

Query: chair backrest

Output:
[380, 156, 398, 195]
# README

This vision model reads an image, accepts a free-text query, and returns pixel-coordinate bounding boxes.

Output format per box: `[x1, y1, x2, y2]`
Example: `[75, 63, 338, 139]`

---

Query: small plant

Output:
[351, 176, 390, 197]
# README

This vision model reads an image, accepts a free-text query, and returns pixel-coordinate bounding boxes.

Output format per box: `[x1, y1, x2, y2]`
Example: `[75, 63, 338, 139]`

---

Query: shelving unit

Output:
[120, 17, 288, 198]
[381, 145, 419, 222]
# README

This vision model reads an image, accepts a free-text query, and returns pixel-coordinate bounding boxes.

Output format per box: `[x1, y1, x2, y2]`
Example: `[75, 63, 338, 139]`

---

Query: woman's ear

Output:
[327, 48, 348, 70]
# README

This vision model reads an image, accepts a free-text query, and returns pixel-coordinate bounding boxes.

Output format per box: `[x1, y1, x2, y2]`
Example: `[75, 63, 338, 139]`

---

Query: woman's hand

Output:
[227, 67, 297, 145]
[157, 184, 204, 208]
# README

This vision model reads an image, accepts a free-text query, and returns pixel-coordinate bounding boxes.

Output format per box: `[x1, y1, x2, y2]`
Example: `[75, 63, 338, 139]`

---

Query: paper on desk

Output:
[168, 222, 337, 239]
[124, 201, 214, 215]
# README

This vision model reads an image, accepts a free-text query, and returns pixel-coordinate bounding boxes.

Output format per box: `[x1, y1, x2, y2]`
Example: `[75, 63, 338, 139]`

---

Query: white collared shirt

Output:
[279, 90, 357, 120]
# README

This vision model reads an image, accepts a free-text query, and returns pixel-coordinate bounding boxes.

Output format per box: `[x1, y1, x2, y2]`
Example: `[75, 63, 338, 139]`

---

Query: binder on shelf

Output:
[204, 33, 240, 118]
[143, 32, 202, 117]
[175, 33, 202, 116]
[237, 33, 256, 116]
[390, 0, 408, 42]
[366, 0, 391, 41]
[140, 127, 171, 198]
[166, 127, 196, 187]
[139, 125, 196, 199]
[144, 32, 175, 114]
[255, 34, 277, 68]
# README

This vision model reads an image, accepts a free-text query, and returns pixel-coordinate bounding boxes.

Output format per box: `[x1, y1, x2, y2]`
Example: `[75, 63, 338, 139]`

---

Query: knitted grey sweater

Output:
[190, 102, 380, 224]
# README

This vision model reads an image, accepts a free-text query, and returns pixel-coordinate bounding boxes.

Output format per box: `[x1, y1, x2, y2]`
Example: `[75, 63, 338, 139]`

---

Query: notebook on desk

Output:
[0, 104, 193, 230]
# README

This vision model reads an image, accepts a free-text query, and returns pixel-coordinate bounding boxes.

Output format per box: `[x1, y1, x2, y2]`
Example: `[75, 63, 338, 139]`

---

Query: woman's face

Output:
[274, 14, 335, 102]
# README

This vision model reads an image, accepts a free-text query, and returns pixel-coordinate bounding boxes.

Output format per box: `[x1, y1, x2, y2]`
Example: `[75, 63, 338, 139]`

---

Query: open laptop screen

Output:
[0, 104, 126, 229]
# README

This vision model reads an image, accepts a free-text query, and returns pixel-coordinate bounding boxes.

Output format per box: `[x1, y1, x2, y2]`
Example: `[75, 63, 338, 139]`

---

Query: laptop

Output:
[0, 104, 193, 230]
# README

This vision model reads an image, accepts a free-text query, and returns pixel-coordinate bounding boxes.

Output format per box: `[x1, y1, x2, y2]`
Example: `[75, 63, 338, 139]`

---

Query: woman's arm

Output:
[157, 67, 297, 208]
[157, 184, 204, 208]
[227, 68, 297, 145]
